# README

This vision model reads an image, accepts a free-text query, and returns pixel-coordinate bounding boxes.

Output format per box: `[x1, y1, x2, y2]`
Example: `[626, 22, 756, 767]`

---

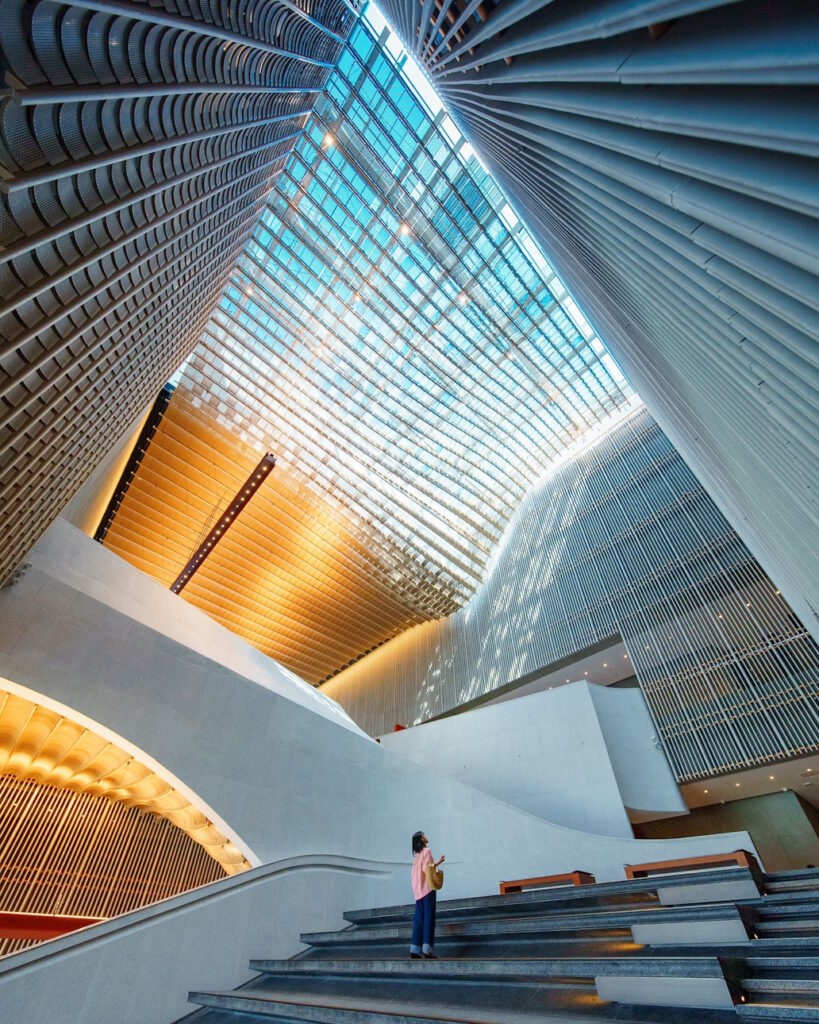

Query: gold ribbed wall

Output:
[0, 774, 226, 958]
[0, 689, 249, 875]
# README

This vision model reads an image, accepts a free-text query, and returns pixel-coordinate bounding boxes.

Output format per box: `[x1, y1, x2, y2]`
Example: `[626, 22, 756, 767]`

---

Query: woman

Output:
[410, 831, 445, 959]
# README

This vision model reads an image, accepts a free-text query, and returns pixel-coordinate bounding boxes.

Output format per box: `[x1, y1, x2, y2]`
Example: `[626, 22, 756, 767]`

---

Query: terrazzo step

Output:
[250, 955, 729, 982]
[188, 979, 739, 1024]
[764, 871, 819, 896]
[744, 981, 819, 996]
[756, 920, 819, 937]
[303, 903, 751, 947]
[298, 935, 639, 960]
[344, 868, 761, 927]
[737, 1004, 819, 1021]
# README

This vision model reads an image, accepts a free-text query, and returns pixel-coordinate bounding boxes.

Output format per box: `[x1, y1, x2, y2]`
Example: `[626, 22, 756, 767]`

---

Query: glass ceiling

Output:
[177, 4, 634, 617]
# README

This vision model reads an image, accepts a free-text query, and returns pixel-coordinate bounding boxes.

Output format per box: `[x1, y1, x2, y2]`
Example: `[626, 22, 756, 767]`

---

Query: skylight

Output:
[176, 7, 634, 615]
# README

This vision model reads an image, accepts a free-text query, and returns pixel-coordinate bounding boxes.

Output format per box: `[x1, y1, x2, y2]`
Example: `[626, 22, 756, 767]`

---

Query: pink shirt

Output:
[412, 848, 434, 901]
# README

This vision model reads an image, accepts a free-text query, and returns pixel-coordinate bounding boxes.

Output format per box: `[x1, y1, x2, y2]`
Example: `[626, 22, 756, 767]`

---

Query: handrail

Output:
[0, 854, 402, 973]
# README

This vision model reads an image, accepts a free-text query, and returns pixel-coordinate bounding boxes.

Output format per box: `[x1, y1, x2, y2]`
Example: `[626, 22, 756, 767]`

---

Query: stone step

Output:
[188, 978, 739, 1024]
[344, 868, 761, 927]
[303, 903, 750, 947]
[738, 1003, 819, 1021]
[764, 870, 819, 895]
[299, 935, 640, 960]
[757, 920, 819, 936]
[250, 955, 728, 982]
[745, 981, 819, 996]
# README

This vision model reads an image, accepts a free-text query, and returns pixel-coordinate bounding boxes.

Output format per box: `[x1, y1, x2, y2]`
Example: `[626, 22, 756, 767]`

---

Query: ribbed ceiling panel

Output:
[374, 0, 819, 641]
[0, 0, 357, 586]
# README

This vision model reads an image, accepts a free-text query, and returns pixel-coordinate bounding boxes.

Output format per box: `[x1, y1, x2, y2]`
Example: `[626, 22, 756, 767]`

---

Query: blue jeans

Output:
[410, 890, 436, 954]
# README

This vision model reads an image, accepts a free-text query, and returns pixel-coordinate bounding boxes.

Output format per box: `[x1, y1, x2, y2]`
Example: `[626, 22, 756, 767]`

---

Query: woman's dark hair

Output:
[412, 831, 426, 854]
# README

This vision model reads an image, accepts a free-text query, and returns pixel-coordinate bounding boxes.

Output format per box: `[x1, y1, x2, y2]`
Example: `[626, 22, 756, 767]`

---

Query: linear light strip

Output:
[94, 384, 175, 544]
[170, 454, 277, 595]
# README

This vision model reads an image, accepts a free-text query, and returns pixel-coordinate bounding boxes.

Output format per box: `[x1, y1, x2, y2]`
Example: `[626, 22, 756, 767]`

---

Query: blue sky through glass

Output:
[177, 7, 637, 615]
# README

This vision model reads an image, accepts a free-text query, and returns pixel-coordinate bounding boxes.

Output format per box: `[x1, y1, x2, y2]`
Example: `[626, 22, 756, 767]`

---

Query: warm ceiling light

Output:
[623, 654, 628, 659]
[399, 222, 410, 236]
[703, 789, 709, 794]
[584, 671, 588, 676]
[769, 775, 775, 780]
[458, 291, 468, 305]
[603, 662, 608, 667]
[775, 589, 781, 595]
[735, 782, 741, 787]
[324, 132, 334, 146]
[808, 768, 813, 773]
[717, 613, 724, 619]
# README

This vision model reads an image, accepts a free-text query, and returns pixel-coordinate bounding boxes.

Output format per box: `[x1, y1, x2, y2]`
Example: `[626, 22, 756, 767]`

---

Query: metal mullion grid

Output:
[235, 225, 508, 478]
[336, 26, 626, 421]
[194, 339, 483, 598]
[604, 442, 782, 776]
[223, 273, 500, 547]
[270, 159, 552, 481]
[182, 370, 463, 613]
[300, 113, 574, 465]
[217, 286, 500, 559]
[200, 314, 490, 586]
[310, 100, 589, 456]
[168, 388, 459, 614]
[640, 438, 809, 768]
[236, 238, 515, 499]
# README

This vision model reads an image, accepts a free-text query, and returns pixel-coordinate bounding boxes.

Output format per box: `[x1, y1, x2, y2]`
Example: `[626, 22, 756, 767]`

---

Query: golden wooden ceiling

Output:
[0, 689, 249, 875]
[101, 390, 434, 683]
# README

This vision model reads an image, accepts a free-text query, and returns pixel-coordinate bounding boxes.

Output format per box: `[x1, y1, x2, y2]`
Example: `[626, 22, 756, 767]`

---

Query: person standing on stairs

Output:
[410, 830, 445, 960]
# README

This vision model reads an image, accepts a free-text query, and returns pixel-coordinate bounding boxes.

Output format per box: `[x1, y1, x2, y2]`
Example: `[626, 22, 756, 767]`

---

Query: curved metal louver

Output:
[0, 0, 357, 586]
[371, 0, 819, 643]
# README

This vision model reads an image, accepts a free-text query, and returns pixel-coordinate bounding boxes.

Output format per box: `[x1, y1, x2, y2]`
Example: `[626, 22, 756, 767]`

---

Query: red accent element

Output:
[0, 911, 105, 941]
[393, 724, 407, 731]
[499, 871, 595, 894]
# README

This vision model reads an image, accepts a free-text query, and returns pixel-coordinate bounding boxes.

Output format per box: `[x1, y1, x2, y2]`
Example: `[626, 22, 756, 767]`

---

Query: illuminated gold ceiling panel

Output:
[102, 391, 434, 683]
[0, 689, 249, 875]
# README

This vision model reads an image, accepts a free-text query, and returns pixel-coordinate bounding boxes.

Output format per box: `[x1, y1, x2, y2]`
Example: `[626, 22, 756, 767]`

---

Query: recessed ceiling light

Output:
[735, 782, 741, 787]
[703, 789, 709, 794]
[603, 662, 608, 667]
[769, 775, 775, 780]
[400, 222, 410, 236]
[584, 671, 588, 676]
[624, 654, 628, 659]
[324, 132, 334, 146]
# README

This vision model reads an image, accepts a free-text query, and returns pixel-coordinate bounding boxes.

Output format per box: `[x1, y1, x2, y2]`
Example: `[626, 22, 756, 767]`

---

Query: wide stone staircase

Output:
[180, 865, 819, 1023]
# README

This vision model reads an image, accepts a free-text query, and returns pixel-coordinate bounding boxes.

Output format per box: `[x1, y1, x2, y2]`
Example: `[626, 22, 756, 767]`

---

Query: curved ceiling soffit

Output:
[0, 678, 255, 876]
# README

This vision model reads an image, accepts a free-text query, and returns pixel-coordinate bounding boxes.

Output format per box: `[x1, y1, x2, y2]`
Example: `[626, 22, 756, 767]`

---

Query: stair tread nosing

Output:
[249, 956, 729, 979]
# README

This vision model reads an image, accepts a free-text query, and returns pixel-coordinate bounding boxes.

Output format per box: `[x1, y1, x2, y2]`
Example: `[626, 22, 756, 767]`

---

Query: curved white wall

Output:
[379, 682, 687, 838]
[0, 522, 759, 1021]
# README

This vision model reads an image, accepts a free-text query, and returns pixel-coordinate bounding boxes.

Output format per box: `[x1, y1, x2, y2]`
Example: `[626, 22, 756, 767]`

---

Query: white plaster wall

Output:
[0, 525, 755, 1022]
[0, 857, 410, 1024]
[378, 683, 687, 838]
[587, 683, 688, 818]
